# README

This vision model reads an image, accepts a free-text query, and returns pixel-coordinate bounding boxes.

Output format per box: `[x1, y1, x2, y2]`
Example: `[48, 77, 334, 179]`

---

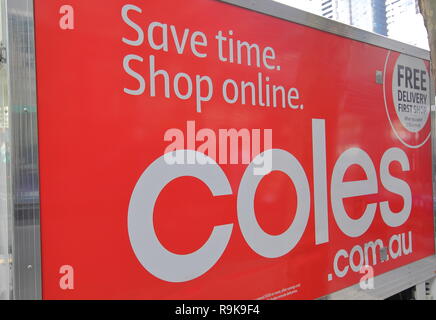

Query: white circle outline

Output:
[383, 51, 431, 149]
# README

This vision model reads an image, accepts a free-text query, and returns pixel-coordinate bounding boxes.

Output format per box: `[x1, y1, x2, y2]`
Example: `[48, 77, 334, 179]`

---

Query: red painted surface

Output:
[34, 0, 434, 299]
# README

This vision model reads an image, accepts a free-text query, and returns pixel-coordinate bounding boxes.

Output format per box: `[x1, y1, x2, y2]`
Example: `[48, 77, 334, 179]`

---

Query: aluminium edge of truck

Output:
[0, 0, 435, 300]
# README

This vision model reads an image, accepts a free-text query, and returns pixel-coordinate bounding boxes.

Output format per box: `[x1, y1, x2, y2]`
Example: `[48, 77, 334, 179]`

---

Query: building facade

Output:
[386, 0, 428, 49]
[320, 0, 387, 36]
[275, 0, 428, 49]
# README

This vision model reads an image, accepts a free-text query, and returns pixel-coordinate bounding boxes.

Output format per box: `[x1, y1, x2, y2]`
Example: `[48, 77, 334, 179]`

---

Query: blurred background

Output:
[274, 0, 429, 50]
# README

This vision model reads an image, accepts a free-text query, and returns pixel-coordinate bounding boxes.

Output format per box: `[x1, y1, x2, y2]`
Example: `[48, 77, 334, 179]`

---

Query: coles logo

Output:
[384, 52, 431, 148]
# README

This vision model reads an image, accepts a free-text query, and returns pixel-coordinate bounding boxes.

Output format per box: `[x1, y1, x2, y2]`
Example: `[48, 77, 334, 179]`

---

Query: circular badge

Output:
[384, 52, 431, 148]
[392, 54, 430, 133]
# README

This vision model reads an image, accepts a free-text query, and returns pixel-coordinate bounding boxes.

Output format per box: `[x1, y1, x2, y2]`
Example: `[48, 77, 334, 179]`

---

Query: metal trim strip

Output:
[3, 0, 41, 300]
